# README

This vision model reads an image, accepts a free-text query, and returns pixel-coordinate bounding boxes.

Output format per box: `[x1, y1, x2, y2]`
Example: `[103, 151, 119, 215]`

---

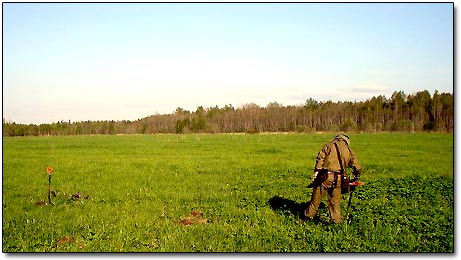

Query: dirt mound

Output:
[177, 210, 208, 226]
[190, 210, 202, 217]
[35, 200, 47, 206]
[57, 236, 76, 245]
[57, 235, 85, 248]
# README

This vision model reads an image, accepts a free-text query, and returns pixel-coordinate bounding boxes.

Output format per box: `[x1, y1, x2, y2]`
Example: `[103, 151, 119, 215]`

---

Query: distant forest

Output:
[2, 90, 453, 137]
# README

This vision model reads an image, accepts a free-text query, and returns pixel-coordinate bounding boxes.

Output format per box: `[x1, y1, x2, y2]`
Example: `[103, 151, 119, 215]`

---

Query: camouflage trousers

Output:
[304, 172, 342, 223]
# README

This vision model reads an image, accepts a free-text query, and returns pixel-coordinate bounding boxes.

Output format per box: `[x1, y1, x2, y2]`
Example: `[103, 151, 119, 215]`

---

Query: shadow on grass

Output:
[268, 195, 327, 223]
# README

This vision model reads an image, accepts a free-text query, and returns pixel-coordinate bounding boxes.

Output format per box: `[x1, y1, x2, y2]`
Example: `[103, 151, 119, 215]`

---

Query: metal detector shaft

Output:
[345, 189, 354, 222]
[345, 181, 364, 223]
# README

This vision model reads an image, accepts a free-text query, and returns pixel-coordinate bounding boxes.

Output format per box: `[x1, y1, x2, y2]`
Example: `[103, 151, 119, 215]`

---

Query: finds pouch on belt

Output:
[334, 142, 349, 194]
[312, 169, 328, 187]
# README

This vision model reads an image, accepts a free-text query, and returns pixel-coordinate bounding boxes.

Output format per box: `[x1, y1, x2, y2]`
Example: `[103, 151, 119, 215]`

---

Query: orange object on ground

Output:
[46, 166, 54, 175]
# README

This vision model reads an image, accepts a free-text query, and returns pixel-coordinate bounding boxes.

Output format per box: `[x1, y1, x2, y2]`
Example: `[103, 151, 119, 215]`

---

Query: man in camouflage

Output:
[304, 134, 362, 224]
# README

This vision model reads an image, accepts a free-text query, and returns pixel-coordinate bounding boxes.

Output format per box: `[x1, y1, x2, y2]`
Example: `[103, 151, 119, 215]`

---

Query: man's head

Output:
[334, 134, 350, 145]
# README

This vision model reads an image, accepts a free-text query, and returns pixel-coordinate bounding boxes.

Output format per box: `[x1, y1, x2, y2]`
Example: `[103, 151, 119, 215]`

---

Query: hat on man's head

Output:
[334, 134, 350, 145]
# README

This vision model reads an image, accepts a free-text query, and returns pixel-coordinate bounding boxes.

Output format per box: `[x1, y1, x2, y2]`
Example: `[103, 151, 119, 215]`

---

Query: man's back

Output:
[315, 137, 361, 174]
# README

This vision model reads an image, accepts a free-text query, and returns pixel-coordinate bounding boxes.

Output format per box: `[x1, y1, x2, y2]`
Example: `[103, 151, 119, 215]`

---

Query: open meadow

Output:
[2, 133, 453, 252]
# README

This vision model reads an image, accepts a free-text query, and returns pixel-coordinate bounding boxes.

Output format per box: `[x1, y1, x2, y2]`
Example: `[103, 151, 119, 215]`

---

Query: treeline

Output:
[2, 90, 453, 137]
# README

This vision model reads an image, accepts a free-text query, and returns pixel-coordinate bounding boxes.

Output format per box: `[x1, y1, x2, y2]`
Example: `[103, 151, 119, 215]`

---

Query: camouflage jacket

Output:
[314, 139, 362, 176]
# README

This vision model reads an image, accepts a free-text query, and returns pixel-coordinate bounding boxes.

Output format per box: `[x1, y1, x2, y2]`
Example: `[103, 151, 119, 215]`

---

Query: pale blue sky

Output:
[3, 3, 453, 124]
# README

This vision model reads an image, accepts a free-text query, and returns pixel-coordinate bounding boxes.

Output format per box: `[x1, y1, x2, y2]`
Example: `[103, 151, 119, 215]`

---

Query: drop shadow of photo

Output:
[268, 195, 327, 223]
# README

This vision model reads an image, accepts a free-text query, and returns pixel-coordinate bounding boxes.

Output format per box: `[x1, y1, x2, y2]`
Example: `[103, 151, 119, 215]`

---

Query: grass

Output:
[2, 133, 453, 252]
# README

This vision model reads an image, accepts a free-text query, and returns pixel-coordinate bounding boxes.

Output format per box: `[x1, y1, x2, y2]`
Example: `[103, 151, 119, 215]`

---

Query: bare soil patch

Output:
[177, 210, 209, 226]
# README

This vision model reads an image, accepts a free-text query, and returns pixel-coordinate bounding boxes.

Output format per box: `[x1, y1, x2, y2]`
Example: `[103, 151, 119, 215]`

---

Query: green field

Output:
[2, 133, 453, 252]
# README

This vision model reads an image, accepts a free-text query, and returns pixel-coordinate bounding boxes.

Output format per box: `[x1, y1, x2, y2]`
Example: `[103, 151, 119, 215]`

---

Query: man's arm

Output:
[348, 148, 362, 179]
